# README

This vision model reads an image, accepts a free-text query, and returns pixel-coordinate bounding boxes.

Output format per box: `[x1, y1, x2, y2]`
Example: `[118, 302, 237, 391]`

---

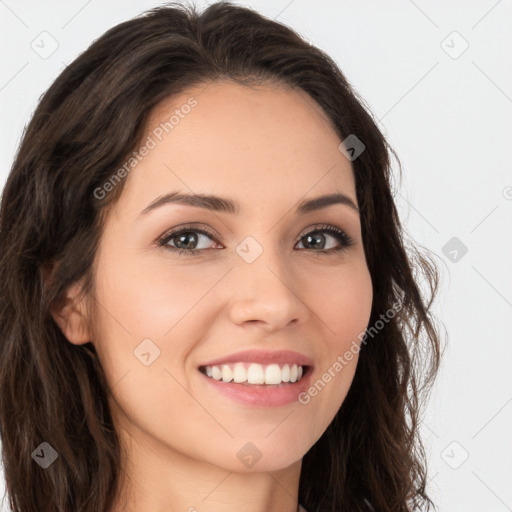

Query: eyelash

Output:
[157, 223, 355, 257]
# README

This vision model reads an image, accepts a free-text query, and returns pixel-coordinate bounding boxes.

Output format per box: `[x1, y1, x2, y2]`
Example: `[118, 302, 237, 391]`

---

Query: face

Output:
[84, 80, 373, 475]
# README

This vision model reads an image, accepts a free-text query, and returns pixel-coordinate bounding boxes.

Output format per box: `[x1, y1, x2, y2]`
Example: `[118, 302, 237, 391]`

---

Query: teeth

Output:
[211, 366, 222, 380]
[265, 364, 282, 385]
[281, 364, 290, 382]
[247, 363, 264, 384]
[233, 363, 246, 383]
[203, 362, 305, 385]
[221, 365, 233, 382]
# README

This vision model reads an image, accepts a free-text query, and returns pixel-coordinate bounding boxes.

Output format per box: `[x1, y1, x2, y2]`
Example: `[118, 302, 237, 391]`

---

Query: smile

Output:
[199, 362, 306, 385]
[198, 364, 313, 407]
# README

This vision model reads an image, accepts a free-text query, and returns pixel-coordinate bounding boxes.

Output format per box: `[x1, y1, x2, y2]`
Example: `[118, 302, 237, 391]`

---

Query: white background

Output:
[1, 1, 511, 511]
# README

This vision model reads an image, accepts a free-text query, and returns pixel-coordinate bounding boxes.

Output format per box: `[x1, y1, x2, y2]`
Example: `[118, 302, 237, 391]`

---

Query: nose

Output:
[226, 242, 310, 331]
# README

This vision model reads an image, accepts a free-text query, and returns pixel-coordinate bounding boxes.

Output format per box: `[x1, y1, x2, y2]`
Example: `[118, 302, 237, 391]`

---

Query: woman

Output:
[0, 2, 443, 511]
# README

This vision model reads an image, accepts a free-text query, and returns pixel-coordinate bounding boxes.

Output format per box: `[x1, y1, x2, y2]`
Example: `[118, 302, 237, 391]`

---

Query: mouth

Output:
[198, 363, 313, 387]
[198, 363, 314, 409]
[196, 350, 315, 406]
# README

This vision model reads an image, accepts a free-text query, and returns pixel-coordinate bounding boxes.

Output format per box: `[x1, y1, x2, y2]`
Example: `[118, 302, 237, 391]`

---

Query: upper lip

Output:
[199, 349, 314, 368]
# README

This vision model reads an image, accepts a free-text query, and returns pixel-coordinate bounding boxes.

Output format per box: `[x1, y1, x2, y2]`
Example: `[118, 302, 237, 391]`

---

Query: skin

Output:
[52, 79, 373, 512]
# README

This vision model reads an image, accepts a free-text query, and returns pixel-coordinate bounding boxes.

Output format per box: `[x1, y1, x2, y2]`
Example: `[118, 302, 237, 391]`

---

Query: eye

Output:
[157, 223, 355, 257]
[296, 224, 355, 254]
[157, 224, 220, 257]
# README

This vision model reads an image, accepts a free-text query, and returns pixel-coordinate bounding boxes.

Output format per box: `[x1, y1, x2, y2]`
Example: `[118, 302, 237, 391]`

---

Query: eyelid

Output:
[297, 223, 354, 249]
[156, 223, 221, 247]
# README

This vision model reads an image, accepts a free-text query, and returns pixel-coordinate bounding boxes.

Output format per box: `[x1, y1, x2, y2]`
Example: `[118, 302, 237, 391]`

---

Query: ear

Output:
[43, 263, 93, 345]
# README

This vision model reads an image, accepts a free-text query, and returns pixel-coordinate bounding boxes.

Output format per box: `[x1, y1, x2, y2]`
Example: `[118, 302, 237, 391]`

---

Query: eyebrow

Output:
[138, 191, 359, 217]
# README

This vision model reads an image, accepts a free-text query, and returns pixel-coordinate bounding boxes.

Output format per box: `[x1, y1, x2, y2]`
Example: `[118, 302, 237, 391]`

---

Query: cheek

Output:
[297, 261, 372, 419]
[309, 260, 373, 351]
[90, 260, 214, 441]
[90, 256, 228, 397]
[94, 253, 214, 339]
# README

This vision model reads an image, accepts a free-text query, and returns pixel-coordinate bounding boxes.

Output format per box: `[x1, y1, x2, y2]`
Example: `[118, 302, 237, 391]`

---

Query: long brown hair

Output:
[0, 2, 444, 511]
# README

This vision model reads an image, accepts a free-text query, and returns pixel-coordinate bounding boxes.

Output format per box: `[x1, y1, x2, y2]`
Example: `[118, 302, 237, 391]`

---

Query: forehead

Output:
[118, 80, 356, 217]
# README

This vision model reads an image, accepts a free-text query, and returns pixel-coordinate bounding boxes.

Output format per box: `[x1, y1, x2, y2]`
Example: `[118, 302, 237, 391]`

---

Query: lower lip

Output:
[198, 367, 313, 407]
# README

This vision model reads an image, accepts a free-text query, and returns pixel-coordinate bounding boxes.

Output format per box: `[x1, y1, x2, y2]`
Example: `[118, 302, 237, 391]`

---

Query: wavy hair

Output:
[0, 2, 444, 511]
